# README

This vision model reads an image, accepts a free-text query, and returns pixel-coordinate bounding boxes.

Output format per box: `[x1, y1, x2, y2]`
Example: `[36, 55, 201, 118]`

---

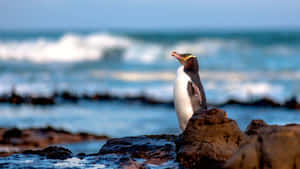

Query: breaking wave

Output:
[0, 33, 131, 63]
[0, 32, 298, 64]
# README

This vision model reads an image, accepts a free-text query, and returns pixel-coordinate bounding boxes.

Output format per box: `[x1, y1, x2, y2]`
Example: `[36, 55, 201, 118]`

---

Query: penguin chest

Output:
[174, 66, 193, 131]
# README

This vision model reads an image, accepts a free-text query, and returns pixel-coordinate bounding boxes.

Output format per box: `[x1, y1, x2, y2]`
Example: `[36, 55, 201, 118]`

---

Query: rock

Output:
[251, 97, 281, 107]
[120, 158, 146, 169]
[0, 127, 109, 156]
[91, 93, 114, 100]
[1, 128, 23, 145]
[245, 119, 268, 135]
[29, 96, 55, 105]
[2, 128, 22, 139]
[10, 93, 24, 104]
[76, 152, 86, 159]
[1, 90, 299, 109]
[61, 91, 78, 103]
[176, 108, 246, 169]
[226, 121, 300, 169]
[23, 146, 72, 160]
[285, 97, 300, 110]
[98, 135, 178, 167]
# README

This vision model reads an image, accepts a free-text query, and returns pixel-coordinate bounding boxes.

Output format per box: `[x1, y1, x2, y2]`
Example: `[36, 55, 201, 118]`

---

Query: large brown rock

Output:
[176, 108, 246, 169]
[226, 120, 300, 169]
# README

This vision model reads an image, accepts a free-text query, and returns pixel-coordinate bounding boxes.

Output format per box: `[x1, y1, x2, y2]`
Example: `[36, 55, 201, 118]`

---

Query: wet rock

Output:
[0, 95, 9, 103]
[176, 108, 246, 169]
[29, 96, 55, 105]
[1, 90, 299, 109]
[98, 135, 178, 167]
[222, 97, 282, 108]
[0, 127, 109, 156]
[120, 158, 146, 169]
[23, 146, 72, 160]
[251, 97, 281, 107]
[285, 97, 300, 110]
[226, 122, 300, 169]
[2, 128, 22, 139]
[91, 93, 114, 100]
[61, 91, 79, 103]
[10, 93, 24, 104]
[76, 152, 86, 159]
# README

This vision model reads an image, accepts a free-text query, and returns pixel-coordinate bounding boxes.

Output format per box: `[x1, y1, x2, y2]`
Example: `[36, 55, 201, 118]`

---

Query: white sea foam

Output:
[91, 70, 300, 82]
[0, 33, 244, 64]
[0, 32, 298, 64]
[91, 70, 175, 82]
[172, 39, 229, 56]
[54, 157, 106, 168]
[224, 82, 285, 102]
[0, 33, 170, 64]
[0, 33, 131, 63]
[124, 43, 164, 64]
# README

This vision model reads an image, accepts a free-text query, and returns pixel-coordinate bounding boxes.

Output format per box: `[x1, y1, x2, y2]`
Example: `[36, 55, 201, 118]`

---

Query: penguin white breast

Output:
[174, 66, 193, 131]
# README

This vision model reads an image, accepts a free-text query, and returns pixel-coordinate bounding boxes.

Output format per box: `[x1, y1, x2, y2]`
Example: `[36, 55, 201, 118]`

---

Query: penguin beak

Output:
[172, 51, 183, 61]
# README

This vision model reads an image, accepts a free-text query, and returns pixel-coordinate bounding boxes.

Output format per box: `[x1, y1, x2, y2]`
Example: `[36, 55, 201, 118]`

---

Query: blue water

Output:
[0, 30, 299, 167]
[0, 29, 299, 133]
[0, 30, 299, 102]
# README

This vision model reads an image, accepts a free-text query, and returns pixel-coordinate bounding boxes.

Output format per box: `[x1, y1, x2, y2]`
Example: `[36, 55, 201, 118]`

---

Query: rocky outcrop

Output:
[3, 109, 300, 168]
[176, 108, 246, 169]
[97, 135, 178, 168]
[1, 90, 299, 109]
[23, 146, 72, 160]
[0, 126, 109, 157]
[225, 120, 300, 169]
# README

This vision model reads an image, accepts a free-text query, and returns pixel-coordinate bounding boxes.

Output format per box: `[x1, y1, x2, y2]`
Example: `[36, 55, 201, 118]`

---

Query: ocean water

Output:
[0, 30, 299, 102]
[0, 30, 299, 162]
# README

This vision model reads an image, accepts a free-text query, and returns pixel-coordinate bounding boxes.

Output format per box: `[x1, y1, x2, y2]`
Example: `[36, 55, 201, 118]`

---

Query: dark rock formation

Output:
[226, 120, 300, 169]
[2, 109, 300, 168]
[23, 146, 72, 160]
[0, 90, 299, 109]
[29, 96, 55, 105]
[0, 126, 109, 157]
[98, 135, 178, 168]
[2, 128, 23, 140]
[61, 91, 79, 103]
[285, 96, 300, 110]
[176, 108, 246, 169]
[92, 115, 300, 169]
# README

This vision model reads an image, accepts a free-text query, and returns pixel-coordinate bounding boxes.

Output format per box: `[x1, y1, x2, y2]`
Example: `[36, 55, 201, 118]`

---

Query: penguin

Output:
[172, 51, 207, 131]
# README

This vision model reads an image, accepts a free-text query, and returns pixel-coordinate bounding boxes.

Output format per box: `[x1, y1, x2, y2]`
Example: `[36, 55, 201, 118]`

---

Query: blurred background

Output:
[0, 0, 299, 152]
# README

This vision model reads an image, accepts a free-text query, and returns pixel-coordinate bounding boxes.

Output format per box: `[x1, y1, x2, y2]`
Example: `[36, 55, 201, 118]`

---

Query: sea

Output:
[0, 30, 299, 167]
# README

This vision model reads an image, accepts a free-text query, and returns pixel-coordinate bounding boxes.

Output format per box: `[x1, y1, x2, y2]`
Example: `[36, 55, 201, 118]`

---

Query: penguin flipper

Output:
[187, 81, 201, 97]
[187, 81, 203, 112]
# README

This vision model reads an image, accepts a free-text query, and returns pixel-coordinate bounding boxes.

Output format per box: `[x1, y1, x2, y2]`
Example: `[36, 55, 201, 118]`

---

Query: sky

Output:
[0, 0, 299, 30]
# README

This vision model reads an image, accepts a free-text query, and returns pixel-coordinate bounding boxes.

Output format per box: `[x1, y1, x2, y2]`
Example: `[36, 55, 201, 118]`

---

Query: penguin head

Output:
[172, 51, 198, 70]
[172, 51, 199, 71]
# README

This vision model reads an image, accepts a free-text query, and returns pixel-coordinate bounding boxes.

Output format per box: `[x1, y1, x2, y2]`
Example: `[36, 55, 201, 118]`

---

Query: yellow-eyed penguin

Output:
[172, 51, 207, 131]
